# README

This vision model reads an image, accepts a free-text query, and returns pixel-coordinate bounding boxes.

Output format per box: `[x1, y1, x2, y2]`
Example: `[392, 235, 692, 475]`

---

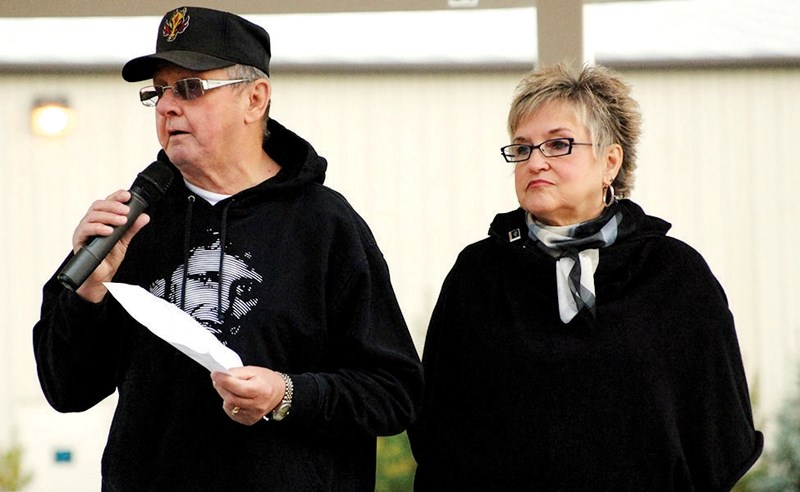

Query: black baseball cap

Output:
[122, 6, 271, 82]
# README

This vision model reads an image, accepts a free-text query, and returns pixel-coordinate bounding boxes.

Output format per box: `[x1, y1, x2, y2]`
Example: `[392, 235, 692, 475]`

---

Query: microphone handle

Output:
[57, 192, 148, 291]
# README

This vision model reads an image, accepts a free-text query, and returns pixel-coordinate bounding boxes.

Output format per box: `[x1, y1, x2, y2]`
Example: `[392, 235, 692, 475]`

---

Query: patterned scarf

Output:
[527, 203, 629, 323]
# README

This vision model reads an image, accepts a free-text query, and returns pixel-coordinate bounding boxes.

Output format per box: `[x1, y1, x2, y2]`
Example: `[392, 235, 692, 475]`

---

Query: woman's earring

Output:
[603, 184, 616, 207]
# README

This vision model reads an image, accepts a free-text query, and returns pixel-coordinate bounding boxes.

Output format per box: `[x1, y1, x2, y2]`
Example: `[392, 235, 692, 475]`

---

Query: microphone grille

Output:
[133, 161, 174, 203]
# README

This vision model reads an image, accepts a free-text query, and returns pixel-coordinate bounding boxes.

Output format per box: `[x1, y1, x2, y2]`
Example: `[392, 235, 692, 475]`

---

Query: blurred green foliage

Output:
[0, 442, 32, 492]
[376, 431, 416, 491]
[738, 374, 800, 492]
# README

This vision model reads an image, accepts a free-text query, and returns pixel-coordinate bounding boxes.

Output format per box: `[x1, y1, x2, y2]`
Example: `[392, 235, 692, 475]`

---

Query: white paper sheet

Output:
[104, 282, 243, 374]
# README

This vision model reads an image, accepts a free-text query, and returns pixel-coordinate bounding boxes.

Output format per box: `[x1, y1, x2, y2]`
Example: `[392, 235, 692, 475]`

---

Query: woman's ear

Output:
[604, 143, 623, 184]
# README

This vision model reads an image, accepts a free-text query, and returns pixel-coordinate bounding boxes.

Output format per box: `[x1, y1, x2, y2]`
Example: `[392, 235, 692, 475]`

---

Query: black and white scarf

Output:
[527, 203, 630, 323]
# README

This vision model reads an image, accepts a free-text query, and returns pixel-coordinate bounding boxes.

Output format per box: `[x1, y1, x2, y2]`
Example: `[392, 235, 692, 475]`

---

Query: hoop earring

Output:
[603, 184, 616, 207]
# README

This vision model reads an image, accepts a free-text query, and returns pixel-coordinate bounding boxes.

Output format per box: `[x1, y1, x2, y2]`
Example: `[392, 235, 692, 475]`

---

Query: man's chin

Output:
[164, 149, 195, 170]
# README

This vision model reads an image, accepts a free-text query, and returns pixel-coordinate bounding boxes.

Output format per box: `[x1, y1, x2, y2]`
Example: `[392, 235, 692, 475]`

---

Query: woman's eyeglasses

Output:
[500, 137, 593, 163]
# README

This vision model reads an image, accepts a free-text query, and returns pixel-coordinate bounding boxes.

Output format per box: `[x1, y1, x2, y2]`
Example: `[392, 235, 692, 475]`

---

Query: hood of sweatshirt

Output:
[156, 117, 327, 204]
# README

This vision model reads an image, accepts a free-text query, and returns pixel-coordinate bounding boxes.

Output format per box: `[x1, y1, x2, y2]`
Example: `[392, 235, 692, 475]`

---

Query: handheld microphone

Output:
[57, 161, 174, 291]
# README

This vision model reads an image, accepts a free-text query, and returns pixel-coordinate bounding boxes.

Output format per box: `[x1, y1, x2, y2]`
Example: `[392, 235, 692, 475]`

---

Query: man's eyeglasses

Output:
[139, 78, 253, 107]
[500, 137, 593, 163]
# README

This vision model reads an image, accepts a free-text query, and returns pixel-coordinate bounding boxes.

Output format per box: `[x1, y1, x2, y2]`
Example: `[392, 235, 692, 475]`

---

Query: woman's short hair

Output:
[507, 63, 642, 197]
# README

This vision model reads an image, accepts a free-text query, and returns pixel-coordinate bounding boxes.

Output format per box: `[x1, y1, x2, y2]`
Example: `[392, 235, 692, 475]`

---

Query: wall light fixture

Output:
[31, 98, 74, 137]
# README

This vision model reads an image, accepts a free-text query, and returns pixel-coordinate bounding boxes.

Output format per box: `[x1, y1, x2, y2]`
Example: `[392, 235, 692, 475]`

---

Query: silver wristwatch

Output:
[269, 372, 293, 421]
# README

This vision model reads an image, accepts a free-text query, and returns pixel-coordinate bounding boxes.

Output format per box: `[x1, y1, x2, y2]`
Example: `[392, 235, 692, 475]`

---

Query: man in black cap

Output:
[33, 6, 423, 491]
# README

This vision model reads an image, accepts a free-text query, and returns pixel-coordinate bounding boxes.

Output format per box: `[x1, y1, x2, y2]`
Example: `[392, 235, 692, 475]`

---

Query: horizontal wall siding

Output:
[1, 66, 796, 489]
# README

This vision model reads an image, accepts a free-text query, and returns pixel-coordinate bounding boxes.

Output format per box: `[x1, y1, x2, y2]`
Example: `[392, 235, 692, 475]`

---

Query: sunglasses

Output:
[139, 78, 253, 107]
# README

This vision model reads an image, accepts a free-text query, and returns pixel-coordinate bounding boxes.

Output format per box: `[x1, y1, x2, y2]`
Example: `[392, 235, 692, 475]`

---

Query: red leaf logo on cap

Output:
[162, 7, 190, 42]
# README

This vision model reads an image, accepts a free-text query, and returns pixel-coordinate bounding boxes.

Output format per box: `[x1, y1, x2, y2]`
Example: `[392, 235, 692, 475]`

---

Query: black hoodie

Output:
[410, 199, 762, 491]
[33, 119, 423, 491]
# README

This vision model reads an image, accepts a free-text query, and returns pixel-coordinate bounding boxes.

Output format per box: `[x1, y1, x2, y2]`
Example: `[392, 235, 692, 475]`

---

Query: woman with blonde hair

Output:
[410, 63, 762, 491]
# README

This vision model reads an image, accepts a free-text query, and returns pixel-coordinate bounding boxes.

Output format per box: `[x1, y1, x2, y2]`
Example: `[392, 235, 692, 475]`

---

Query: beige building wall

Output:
[1, 66, 797, 489]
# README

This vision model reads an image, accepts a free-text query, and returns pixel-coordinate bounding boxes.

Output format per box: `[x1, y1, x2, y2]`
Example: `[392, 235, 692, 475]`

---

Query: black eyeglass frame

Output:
[139, 78, 254, 107]
[500, 137, 594, 163]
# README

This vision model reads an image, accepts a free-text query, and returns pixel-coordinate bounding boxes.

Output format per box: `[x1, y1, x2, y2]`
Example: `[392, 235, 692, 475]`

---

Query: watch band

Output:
[265, 372, 293, 422]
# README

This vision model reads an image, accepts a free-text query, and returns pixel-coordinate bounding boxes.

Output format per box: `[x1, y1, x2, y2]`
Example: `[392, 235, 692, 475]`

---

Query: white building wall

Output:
[629, 68, 800, 435]
[0, 66, 797, 489]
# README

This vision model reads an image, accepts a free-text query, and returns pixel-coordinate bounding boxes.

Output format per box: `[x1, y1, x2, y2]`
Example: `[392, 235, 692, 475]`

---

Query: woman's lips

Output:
[527, 179, 553, 190]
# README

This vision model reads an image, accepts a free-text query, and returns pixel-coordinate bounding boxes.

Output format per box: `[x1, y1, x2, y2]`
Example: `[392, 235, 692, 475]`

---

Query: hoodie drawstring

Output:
[180, 194, 232, 324]
[180, 195, 195, 311]
[218, 200, 233, 324]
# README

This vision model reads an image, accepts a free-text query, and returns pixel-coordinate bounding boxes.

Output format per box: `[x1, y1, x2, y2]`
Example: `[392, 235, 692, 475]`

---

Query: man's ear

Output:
[245, 78, 271, 123]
